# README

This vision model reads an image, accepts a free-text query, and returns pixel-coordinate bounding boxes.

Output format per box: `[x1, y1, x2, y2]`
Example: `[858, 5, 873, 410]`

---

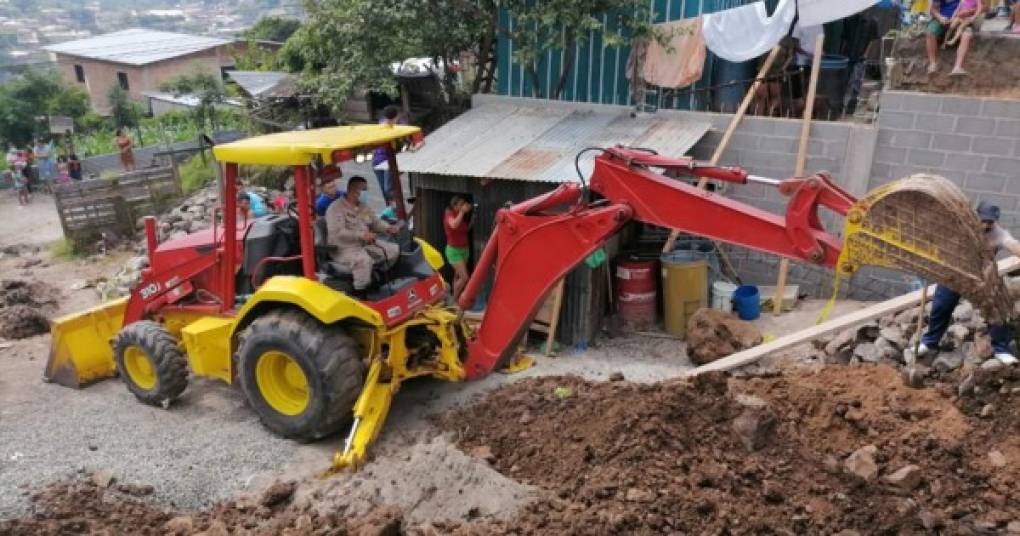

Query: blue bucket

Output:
[733, 285, 760, 321]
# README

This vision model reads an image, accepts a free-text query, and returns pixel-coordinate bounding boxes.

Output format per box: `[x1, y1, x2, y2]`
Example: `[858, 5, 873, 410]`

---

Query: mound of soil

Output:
[0, 279, 58, 339]
[439, 365, 1020, 534]
[0, 475, 405, 536]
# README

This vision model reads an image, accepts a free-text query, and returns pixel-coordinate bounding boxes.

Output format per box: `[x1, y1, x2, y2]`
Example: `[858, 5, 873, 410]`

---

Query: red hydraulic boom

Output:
[457, 146, 857, 379]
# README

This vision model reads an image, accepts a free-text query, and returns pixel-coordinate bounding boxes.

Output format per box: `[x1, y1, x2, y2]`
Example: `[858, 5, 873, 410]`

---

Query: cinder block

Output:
[880, 91, 908, 111]
[900, 93, 943, 113]
[980, 99, 1020, 120]
[966, 173, 1007, 192]
[892, 130, 933, 149]
[811, 122, 851, 141]
[870, 162, 893, 180]
[941, 152, 986, 172]
[986, 156, 1019, 175]
[995, 119, 1020, 138]
[1005, 178, 1020, 195]
[740, 119, 777, 135]
[758, 136, 797, 154]
[806, 157, 841, 173]
[825, 140, 847, 159]
[941, 96, 982, 115]
[877, 129, 895, 145]
[973, 192, 1018, 212]
[880, 111, 916, 130]
[728, 132, 760, 150]
[772, 120, 802, 138]
[971, 137, 1014, 156]
[955, 117, 996, 136]
[907, 149, 946, 167]
[915, 113, 956, 131]
[931, 133, 972, 151]
[874, 145, 908, 164]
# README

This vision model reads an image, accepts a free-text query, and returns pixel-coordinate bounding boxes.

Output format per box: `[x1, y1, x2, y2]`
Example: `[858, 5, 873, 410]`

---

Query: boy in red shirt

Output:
[443, 195, 472, 300]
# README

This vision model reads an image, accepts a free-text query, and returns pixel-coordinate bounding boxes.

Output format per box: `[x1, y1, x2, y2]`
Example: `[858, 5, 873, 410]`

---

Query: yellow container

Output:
[661, 254, 708, 339]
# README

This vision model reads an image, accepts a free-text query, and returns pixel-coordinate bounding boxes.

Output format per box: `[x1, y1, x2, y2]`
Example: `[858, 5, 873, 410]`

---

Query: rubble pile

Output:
[686, 308, 763, 365]
[0, 279, 58, 339]
[815, 290, 1015, 375]
[150, 186, 219, 243]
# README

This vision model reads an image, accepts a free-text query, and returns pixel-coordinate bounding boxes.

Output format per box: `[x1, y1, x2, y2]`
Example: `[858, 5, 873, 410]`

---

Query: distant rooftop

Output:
[43, 28, 233, 66]
[227, 71, 294, 98]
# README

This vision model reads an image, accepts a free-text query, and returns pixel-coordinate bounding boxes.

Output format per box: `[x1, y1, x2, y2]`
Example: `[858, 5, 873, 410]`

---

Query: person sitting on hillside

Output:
[925, 0, 985, 76]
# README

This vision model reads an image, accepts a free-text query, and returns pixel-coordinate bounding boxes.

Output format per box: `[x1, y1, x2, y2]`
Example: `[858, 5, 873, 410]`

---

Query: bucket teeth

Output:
[839, 174, 1012, 324]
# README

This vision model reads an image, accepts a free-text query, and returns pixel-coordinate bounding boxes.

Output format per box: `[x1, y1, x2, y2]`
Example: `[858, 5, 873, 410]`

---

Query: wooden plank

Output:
[689, 256, 1020, 376]
[662, 46, 782, 254]
[543, 281, 565, 356]
[772, 34, 825, 316]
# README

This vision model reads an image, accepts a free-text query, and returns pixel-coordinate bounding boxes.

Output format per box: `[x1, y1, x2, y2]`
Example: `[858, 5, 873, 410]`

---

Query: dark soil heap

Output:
[440, 365, 1020, 535]
[0, 279, 58, 339]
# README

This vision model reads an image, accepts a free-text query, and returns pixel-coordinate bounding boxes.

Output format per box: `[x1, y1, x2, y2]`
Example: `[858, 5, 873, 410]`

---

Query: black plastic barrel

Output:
[817, 54, 849, 119]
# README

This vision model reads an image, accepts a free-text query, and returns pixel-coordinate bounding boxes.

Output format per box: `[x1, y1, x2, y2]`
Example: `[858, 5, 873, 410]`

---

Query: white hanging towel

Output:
[798, 0, 880, 26]
[702, 0, 796, 62]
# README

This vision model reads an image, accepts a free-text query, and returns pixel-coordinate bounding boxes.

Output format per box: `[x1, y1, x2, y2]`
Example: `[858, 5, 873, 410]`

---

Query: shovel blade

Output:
[44, 298, 127, 388]
[839, 174, 1011, 324]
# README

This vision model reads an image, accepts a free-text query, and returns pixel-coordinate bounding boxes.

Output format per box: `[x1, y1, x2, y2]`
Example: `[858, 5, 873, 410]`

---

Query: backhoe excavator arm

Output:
[458, 147, 857, 379]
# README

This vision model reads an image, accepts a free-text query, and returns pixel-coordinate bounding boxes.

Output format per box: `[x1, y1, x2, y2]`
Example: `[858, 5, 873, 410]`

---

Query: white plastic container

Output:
[711, 281, 737, 312]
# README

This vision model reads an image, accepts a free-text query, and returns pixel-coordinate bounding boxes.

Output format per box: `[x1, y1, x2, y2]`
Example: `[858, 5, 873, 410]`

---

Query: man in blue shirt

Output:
[316, 173, 343, 216]
[925, 0, 984, 76]
[238, 191, 268, 220]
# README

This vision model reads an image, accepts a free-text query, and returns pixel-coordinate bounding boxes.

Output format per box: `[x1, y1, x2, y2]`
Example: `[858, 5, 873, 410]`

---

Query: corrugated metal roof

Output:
[44, 29, 232, 66]
[228, 70, 291, 97]
[398, 96, 711, 183]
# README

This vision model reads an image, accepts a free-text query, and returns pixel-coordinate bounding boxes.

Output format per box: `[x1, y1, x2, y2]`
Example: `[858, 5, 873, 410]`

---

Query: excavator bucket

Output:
[838, 174, 1012, 324]
[44, 297, 127, 388]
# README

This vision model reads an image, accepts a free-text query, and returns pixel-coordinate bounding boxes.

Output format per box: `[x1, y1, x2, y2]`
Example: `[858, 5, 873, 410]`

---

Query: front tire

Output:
[113, 321, 188, 406]
[237, 310, 365, 441]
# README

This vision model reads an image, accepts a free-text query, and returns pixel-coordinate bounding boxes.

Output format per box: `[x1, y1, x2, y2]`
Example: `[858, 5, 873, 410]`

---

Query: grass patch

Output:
[48, 238, 81, 260]
[180, 154, 216, 194]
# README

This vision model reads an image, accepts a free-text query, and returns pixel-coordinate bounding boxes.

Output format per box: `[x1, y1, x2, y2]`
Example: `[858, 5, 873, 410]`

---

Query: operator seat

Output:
[313, 218, 389, 287]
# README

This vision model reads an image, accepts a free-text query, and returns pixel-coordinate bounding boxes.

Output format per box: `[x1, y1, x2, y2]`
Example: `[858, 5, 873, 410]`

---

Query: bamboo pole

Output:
[772, 33, 825, 316]
[661, 46, 783, 254]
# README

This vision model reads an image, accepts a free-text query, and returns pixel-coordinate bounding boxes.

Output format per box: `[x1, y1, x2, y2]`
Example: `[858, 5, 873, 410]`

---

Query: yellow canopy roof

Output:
[212, 124, 422, 166]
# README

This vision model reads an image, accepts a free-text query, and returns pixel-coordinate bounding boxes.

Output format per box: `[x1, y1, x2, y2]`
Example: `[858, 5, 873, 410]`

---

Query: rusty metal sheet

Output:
[398, 96, 711, 183]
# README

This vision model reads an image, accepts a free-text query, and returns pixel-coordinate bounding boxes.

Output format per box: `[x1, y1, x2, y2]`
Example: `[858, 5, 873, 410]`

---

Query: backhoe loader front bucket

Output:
[44, 298, 127, 388]
[838, 174, 1012, 324]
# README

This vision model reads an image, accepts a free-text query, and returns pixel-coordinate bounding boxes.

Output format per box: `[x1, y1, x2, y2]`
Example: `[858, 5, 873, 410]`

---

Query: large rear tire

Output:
[113, 321, 189, 406]
[237, 310, 365, 441]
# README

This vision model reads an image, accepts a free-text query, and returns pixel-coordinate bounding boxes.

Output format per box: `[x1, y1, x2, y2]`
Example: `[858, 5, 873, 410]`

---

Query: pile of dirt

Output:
[0, 474, 405, 536]
[439, 365, 1020, 534]
[0, 279, 58, 339]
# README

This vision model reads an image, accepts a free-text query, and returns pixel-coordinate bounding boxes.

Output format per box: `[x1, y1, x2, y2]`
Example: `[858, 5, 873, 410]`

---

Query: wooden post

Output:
[543, 280, 565, 356]
[662, 46, 782, 254]
[772, 33, 825, 316]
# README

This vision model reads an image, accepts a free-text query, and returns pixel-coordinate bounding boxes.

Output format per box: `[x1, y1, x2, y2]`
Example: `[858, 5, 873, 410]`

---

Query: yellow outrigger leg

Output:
[331, 358, 396, 471]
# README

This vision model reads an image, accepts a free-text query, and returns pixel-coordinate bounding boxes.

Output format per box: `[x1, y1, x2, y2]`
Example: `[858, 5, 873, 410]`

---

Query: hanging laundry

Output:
[640, 17, 706, 89]
[798, 0, 880, 26]
[702, 0, 796, 62]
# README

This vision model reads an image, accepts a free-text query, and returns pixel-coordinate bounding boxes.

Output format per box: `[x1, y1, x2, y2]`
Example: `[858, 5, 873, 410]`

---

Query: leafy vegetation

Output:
[107, 85, 142, 130]
[0, 70, 91, 146]
[179, 153, 217, 194]
[161, 70, 228, 130]
[244, 16, 301, 42]
[69, 110, 244, 157]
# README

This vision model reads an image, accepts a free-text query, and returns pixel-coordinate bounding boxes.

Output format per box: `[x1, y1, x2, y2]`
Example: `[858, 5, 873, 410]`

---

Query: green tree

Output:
[0, 69, 92, 146]
[107, 85, 141, 130]
[506, 0, 658, 99]
[244, 16, 301, 43]
[282, 0, 492, 117]
[160, 70, 227, 131]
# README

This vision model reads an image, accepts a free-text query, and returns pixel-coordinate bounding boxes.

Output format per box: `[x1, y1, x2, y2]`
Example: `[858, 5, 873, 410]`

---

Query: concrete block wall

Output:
[673, 110, 881, 299]
[871, 91, 1020, 218]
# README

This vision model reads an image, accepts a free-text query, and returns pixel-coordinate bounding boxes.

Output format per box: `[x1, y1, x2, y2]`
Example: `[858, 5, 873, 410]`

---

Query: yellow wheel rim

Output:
[255, 350, 309, 416]
[123, 346, 157, 390]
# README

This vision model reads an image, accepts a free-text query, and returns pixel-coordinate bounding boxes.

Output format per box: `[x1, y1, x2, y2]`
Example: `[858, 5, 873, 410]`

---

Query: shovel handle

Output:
[911, 282, 928, 366]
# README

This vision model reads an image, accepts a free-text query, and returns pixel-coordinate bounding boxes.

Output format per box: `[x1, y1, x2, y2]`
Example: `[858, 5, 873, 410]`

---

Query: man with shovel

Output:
[917, 202, 1020, 366]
